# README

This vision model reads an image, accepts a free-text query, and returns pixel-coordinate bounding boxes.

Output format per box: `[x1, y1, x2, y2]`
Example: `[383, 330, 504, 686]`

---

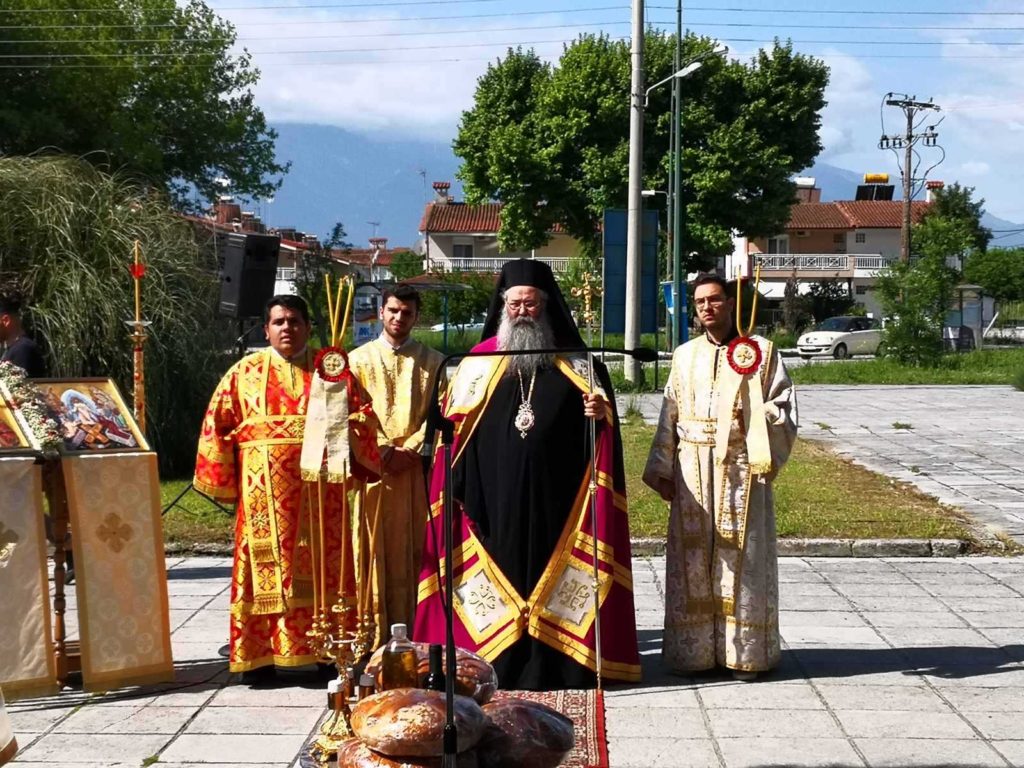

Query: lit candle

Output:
[318, 478, 327, 617]
[133, 240, 142, 324]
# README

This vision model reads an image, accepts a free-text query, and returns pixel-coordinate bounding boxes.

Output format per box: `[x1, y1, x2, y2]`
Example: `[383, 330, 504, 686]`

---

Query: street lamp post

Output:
[624, 0, 645, 384]
[670, 43, 728, 349]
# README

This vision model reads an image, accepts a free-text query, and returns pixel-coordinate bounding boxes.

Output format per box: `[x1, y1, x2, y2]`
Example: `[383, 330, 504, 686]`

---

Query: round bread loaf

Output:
[476, 698, 575, 768]
[351, 688, 487, 758]
[336, 738, 479, 768]
[364, 643, 498, 705]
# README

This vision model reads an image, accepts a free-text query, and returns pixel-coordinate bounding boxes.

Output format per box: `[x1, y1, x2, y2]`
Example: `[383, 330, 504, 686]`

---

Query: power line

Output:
[0, 34, 624, 58]
[653, 4, 1024, 16]
[0, 5, 625, 30]
[1, 0, 510, 11]
[8, 2, 1023, 17]
[12, 31, 1024, 48]
[0, 21, 627, 46]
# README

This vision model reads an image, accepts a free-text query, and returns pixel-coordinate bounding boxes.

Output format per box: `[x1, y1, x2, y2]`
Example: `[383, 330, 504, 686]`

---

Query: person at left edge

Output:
[0, 289, 46, 378]
[194, 295, 380, 685]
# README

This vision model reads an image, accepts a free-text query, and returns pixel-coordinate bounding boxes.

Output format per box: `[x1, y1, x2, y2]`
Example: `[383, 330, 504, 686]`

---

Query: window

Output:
[856, 285, 868, 295]
[833, 233, 844, 244]
[452, 243, 474, 260]
[855, 232, 866, 244]
[766, 236, 789, 254]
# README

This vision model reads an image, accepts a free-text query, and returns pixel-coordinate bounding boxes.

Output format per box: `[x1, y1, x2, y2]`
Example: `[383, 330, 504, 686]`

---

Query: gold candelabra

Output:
[305, 274, 378, 765]
[571, 270, 602, 334]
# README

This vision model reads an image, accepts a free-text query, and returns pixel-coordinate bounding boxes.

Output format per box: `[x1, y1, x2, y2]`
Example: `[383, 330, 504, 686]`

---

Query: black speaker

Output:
[217, 232, 281, 318]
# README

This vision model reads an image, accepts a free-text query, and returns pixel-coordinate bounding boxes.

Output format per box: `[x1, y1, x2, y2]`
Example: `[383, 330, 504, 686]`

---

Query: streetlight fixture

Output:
[643, 62, 702, 107]
[670, 42, 728, 349]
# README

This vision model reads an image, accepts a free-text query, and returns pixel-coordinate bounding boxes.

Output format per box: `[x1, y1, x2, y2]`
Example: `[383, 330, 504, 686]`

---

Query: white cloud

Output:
[209, 2, 585, 141]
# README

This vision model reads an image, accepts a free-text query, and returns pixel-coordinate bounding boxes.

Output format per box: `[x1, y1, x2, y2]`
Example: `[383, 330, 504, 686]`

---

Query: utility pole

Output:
[624, 0, 645, 384]
[879, 94, 941, 262]
[670, 0, 683, 351]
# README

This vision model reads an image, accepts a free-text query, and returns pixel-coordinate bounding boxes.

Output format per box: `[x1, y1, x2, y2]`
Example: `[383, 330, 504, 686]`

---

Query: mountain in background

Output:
[262, 126, 1024, 250]
[265, 123, 462, 247]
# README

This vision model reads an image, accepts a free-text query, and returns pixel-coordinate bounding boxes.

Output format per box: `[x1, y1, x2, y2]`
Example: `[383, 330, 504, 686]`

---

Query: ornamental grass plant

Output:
[0, 155, 233, 474]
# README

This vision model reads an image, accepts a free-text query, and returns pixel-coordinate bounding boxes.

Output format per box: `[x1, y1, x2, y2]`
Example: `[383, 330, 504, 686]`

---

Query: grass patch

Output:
[160, 479, 233, 546]
[163, 419, 976, 547]
[791, 348, 1024, 385]
[620, 417, 976, 542]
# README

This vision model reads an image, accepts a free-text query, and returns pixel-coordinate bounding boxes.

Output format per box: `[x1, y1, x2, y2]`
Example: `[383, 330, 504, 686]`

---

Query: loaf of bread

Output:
[336, 738, 479, 768]
[351, 688, 488, 758]
[364, 643, 498, 704]
[476, 698, 575, 768]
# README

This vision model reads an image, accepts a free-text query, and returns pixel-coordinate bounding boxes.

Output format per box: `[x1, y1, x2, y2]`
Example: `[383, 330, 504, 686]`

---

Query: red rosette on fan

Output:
[726, 335, 762, 376]
[314, 346, 350, 382]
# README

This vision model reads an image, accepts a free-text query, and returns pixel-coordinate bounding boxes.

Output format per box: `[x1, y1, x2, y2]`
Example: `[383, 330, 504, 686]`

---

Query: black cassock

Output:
[453, 365, 596, 690]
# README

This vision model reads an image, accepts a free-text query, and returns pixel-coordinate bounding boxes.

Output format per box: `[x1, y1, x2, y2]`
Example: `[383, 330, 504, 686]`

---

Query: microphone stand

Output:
[423, 342, 655, 767]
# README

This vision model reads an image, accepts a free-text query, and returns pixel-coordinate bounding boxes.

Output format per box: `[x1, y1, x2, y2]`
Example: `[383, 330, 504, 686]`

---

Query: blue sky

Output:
[205, 0, 1024, 232]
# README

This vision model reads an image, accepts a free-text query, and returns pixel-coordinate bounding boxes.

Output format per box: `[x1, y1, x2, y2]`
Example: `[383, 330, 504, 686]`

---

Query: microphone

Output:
[423, 345, 657, 458]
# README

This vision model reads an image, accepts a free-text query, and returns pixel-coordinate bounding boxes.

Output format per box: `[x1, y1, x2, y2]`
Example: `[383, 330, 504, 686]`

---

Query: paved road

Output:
[8, 556, 1024, 767]
[619, 385, 1024, 544]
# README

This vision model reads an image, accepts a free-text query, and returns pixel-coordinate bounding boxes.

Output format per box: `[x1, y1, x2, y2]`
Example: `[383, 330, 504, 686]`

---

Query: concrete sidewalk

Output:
[619, 385, 1024, 544]
[8, 555, 1024, 767]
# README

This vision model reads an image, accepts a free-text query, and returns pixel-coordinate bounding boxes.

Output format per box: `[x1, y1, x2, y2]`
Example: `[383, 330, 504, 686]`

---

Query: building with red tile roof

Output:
[418, 183, 579, 274]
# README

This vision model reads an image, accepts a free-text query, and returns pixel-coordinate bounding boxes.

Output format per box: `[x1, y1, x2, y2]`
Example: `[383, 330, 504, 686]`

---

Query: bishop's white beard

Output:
[497, 313, 556, 378]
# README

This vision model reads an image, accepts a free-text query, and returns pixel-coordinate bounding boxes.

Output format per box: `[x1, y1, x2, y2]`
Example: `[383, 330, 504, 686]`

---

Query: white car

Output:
[429, 319, 485, 333]
[797, 316, 881, 359]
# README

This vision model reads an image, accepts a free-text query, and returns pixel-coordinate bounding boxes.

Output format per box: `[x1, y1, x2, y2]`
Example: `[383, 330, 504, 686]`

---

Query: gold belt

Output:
[678, 417, 717, 446]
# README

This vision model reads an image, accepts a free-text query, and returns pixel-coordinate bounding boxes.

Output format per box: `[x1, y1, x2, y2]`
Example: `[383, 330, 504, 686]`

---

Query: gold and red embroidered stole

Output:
[424, 356, 633, 674]
[674, 337, 775, 617]
[233, 350, 311, 615]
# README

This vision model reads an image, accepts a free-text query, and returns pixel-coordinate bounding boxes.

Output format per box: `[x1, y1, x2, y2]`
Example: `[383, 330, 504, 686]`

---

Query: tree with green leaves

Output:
[454, 33, 828, 266]
[390, 250, 426, 282]
[0, 155, 231, 474]
[0, 0, 286, 206]
[292, 223, 351, 347]
[963, 248, 1024, 302]
[926, 183, 991, 254]
[876, 214, 967, 366]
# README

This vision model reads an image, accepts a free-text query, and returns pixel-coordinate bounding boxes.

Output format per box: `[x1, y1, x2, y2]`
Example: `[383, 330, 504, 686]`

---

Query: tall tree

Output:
[454, 33, 829, 265]
[0, 0, 286, 206]
[926, 183, 991, 254]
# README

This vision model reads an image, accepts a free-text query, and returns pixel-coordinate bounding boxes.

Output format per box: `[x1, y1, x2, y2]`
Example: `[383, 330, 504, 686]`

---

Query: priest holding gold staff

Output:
[643, 273, 797, 679]
[414, 259, 640, 690]
[194, 295, 380, 684]
[349, 284, 446, 646]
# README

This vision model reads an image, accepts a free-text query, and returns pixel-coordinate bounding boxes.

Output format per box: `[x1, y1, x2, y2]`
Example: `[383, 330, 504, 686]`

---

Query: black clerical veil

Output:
[479, 259, 584, 347]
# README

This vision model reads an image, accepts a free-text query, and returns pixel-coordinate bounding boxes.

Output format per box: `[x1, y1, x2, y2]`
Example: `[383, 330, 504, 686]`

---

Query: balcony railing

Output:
[752, 253, 897, 273]
[276, 267, 296, 281]
[440, 256, 574, 274]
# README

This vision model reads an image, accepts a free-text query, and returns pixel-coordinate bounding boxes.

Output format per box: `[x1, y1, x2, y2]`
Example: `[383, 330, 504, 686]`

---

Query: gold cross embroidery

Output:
[96, 513, 134, 553]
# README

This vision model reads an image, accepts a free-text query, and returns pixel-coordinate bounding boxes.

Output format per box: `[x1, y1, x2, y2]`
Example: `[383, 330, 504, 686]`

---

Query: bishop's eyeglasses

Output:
[505, 299, 542, 312]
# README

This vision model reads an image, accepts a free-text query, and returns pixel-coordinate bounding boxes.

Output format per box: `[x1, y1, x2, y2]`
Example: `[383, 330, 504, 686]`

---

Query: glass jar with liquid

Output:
[380, 623, 419, 690]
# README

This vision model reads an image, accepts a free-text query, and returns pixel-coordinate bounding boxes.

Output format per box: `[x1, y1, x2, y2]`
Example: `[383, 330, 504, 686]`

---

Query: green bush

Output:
[768, 329, 798, 349]
[0, 156, 232, 475]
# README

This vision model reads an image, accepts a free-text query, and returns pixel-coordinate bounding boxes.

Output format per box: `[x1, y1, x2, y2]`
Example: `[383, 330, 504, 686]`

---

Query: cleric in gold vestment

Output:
[644, 274, 797, 678]
[194, 295, 379, 682]
[349, 284, 445, 646]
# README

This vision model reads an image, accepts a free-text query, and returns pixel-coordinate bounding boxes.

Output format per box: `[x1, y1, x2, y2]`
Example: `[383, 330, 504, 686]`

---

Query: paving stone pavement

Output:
[8, 555, 1024, 767]
[618, 385, 1024, 544]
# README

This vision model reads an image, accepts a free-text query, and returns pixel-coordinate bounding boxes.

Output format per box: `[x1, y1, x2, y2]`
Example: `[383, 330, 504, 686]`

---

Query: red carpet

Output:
[492, 689, 608, 768]
[299, 688, 608, 767]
